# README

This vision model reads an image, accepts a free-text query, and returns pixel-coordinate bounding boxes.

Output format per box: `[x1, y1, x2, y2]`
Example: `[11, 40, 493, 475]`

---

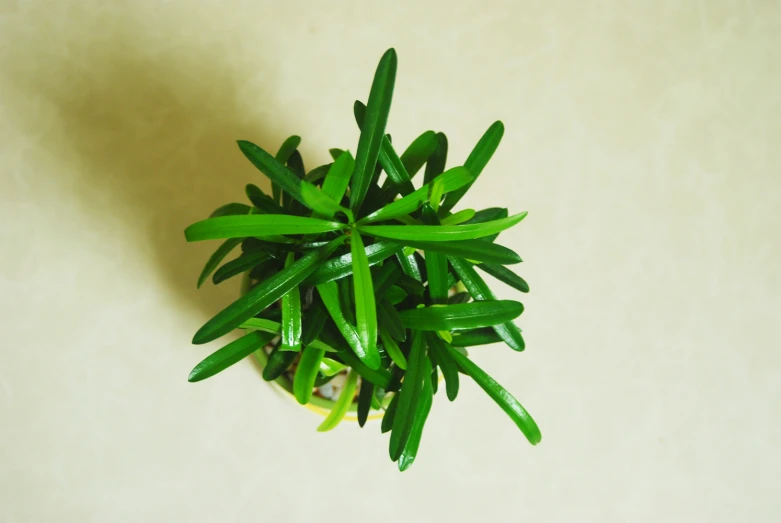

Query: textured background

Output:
[1, 1, 780, 521]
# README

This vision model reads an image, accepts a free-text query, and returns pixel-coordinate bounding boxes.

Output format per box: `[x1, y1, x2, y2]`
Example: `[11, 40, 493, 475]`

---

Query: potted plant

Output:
[184, 48, 541, 470]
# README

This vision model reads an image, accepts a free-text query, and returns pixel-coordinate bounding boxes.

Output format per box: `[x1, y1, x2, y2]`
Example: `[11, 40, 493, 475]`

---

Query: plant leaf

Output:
[239, 140, 305, 207]
[301, 299, 328, 346]
[210, 202, 253, 218]
[193, 237, 346, 344]
[241, 317, 339, 353]
[212, 251, 269, 285]
[197, 238, 242, 288]
[428, 333, 459, 401]
[279, 253, 302, 352]
[351, 231, 379, 364]
[303, 241, 403, 286]
[317, 370, 359, 432]
[423, 132, 448, 184]
[440, 209, 476, 225]
[450, 257, 525, 351]
[398, 301, 523, 331]
[446, 345, 541, 445]
[316, 281, 382, 370]
[390, 330, 426, 461]
[301, 181, 351, 220]
[246, 184, 286, 214]
[420, 205, 448, 304]
[381, 393, 399, 433]
[293, 345, 326, 404]
[378, 298, 406, 342]
[477, 263, 530, 293]
[398, 358, 433, 471]
[357, 378, 374, 427]
[304, 163, 332, 184]
[358, 212, 527, 242]
[188, 331, 275, 382]
[379, 328, 407, 370]
[320, 149, 355, 204]
[262, 344, 297, 381]
[390, 238, 520, 265]
[350, 49, 397, 212]
[359, 167, 473, 224]
[441, 121, 504, 212]
[396, 252, 423, 282]
[450, 328, 502, 347]
[185, 215, 347, 242]
[319, 357, 347, 377]
[336, 349, 391, 389]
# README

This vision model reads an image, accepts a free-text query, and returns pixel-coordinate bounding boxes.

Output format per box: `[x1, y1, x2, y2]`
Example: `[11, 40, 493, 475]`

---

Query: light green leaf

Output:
[188, 331, 275, 382]
[301, 181, 352, 221]
[320, 150, 355, 204]
[390, 331, 426, 461]
[398, 357, 433, 471]
[391, 238, 520, 265]
[440, 209, 476, 225]
[380, 328, 407, 370]
[319, 357, 347, 377]
[351, 231, 378, 364]
[185, 215, 347, 242]
[293, 345, 326, 404]
[428, 333, 459, 401]
[357, 212, 527, 242]
[317, 370, 359, 432]
[279, 253, 302, 352]
[398, 301, 524, 331]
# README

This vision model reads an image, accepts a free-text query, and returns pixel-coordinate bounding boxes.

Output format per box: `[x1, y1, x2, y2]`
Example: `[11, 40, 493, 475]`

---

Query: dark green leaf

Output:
[357, 379, 374, 427]
[304, 163, 332, 184]
[379, 327, 407, 370]
[246, 184, 286, 214]
[329, 148, 345, 161]
[262, 343, 296, 381]
[372, 262, 401, 300]
[446, 345, 541, 445]
[449, 257, 525, 351]
[381, 393, 399, 433]
[249, 259, 280, 281]
[197, 238, 242, 288]
[293, 345, 326, 404]
[193, 237, 346, 344]
[441, 121, 504, 212]
[450, 328, 502, 347]
[301, 299, 328, 346]
[421, 205, 448, 304]
[387, 286, 407, 305]
[336, 348, 391, 389]
[398, 357, 433, 471]
[188, 331, 275, 382]
[392, 238, 520, 265]
[350, 49, 398, 211]
[399, 131, 438, 177]
[279, 253, 302, 352]
[317, 370, 358, 432]
[212, 251, 269, 285]
[390, 331, 426, 461]
[464, 207, 508, 225]
[303, 241, 402, 286]
[351, 231, 378, 363]
[209, 202, 253, 218]
[477, 263, 530, 293]
[358, 212, 527, 242]
[185, 215, 347, 242]
[319, 357, 348, 377]
[428, 333, 459, 401]
[423, 132, 448, 184]
[320, 150, 355, 205]
[378, 298, 406, 342]
[338, 277, 356, 326]
[398, 301, 523, 331]
[448, 292, 471, 305]
[239, 140, 304, 207]
[395, 274, 425, 295]
[286, 149, 305, 177]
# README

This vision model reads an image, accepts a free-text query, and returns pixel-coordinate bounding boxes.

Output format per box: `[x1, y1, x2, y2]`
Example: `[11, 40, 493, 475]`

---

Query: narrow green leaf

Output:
[464, 207, 508, 225]
[301, 299, 328, 346]
[446, 346, 541, 445]
[301, 181, 351, 220]
[380, 328, 407, 370]
[239, 140, 304, 207]
[381, 393, 399, 433]
[421, 205, 448, 304]
[212, 251, 269, 285]
[329, 148, 345, 161]
[450, 328, 502, 347]
[188, 331, 275, 382]
[423, 132, 448, 184]
[387, 286, 407, 305]
[197, 238, 241, 288]
[429, 177, 445, 212]
[304, 163, 332, 184]
[450, 257, 525, 351]
[193, 237, 346, 345]
[428, 333, 459, 401]
[317, 281, 381, 370]
[440, 209, 476, 225]
[338, 277, 356, 326]
[286, 149, 305, 177]
[246, 184, 286, 214]
[378, 298, 406, 342]
[317, 370, 359, 432]
[303, 241, 402, 286]
[448, 292, 471, 305]
[262, 344, 297, 381]
[400, 131, 438, 177]
[395, 274, 426, 296]
[279, 253, 302, 352]
[398, 358, 433, 471]
[358, 212, 527, 242]
[359, 167, 473, 224]
[293, 345, 326, 404]
[241, 317, 338, 353]
[391, 238, 520, 265]
[185, 215, 347, 242]
[336, 349, 391, 389]
[210, 202, 253, 218]
[372, 262, 401, 300]
[319, 357, 347, 377]
[477, 263, 530, 293]
[320, 150, 355, 205]
[390, 330, 426, 461]
[351, 231, 379, 364]
[398, 301, 523, 331]
[441, 121, 504, 212]
[276, 136, 302, 163]
[357, 378, 374, 427]
[350, 49, 397, 211]
[396, 252, 423, 281]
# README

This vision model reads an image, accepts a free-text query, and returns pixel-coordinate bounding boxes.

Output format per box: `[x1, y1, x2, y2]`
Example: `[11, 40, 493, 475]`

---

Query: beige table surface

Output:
[1, 1, 780, 521]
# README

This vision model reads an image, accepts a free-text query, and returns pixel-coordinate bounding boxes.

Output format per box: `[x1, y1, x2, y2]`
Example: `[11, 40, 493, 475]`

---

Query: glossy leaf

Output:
[381, 393, 399, 433]
[390, 331, 426, 461]
[391, 238, 521, 265]
[303, 241, 403, 286]
[262, 344, 297, 381]
[279, 253, 302, 352]
[350, 49, 397, 211]
[359, 167, 473, 224]
[210, 202, 253, 218]
[378, 299, 406, 342]
[351, 231, 379, 364]
[450, 328, 502, 347]
[464, 207, 508, 225]
[185, 215, 347, 242]
[317, 370, 359, 432]
[197, 238, 241, 288]
[246, 184, 286, 214]
[320, 150, 355, 205]
[240, 318, 337, 353]
[423, 132, 448, 184]
[336, 349, 392, 389]
[357, 379, 374, 427]
[398, 301, 523, 331]
[477, 263, 530, 293]
[428, 333, 459, 401]
[193, 236, 346, 344]
[239, 140, 306, 206]
[212, 251, 269, 285]
[441, 121, 504, 212]
[358, 212, 527, 242]
[319, 357, 347, 377]
[188, 331, 275, 382]
[316, 281, 381, 370]
[301, 181, 350, 220]
[440, 209, 476, 225]
[380, 327, 407, 370]
[421, 205, 448, 304]
[293, 345, 326, 404]
[396, 252, 423, 282]
[301, 299, 328, 346]
[400, 131, 438, 177]
[450, 257, 525, 351]
[398, 358, 433, 471]
[446, 345, 541, 445]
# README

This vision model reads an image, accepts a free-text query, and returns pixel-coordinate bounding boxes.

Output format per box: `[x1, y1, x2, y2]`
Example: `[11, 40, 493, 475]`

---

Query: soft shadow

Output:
[7, 26, 296, 322]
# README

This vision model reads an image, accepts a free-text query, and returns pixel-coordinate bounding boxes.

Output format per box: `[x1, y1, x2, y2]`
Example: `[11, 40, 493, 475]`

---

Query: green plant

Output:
[184, 48, 540, 470]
